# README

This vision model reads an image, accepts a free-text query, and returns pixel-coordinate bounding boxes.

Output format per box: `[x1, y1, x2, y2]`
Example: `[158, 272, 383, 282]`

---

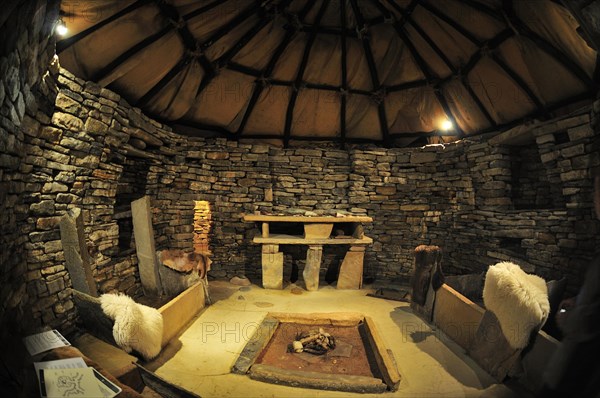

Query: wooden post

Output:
[410, 245, 444, 322]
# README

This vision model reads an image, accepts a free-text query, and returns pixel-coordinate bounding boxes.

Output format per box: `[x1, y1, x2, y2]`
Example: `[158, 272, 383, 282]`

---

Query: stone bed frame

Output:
[72, 280, 206, 355]
[431, 283, 559, 391]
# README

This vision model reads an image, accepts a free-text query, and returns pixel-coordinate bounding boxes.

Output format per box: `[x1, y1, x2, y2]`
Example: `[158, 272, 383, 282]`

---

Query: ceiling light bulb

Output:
[440, 119, 454, 131]
[56, 19, 68, 36]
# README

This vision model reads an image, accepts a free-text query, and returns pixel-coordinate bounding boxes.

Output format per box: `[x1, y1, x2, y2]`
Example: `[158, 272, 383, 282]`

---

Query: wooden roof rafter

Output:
[133, 0, 214, 108]
[195, 0, 298, 102]
[349, 0, 391, 146]
[57, 0, 154, 53]
[188, 1, 270, 100]
[236, 0, 316, 137]
[140, 1, 273, 112]
[385, 0, 496, 127]
[90, 0, 220, 85]
[56, 0, 597, 148]
[182, 0, 226, 22]
[340, 0, 348, 147]
[460, 0, 595, 89]
[421, 0, 548, 121]
[283, 0, 331, 148]
[500, 0, 595, 89]
[386, 1, 464, 138]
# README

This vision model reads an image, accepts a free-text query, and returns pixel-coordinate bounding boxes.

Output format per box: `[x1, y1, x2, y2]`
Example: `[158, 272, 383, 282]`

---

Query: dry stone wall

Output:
[1, 2, 599, 335]
[0, 0, 62, 335]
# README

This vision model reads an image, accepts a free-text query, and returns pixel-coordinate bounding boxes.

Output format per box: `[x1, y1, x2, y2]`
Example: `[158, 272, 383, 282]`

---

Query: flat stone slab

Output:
[132, 196, 161, 295]
[244, 215, 373, 223]
[468, 310, 521, 382]
[303, 246, 322, 291]
[231, 317, 279, 375]
[337, 250, 364, 289]
[249, 364, 387, 394]
[262, 251, 283, 289]
[328, 340, 353, 358]
[433, 284, 484, 351]
[60, 208, 98, 296]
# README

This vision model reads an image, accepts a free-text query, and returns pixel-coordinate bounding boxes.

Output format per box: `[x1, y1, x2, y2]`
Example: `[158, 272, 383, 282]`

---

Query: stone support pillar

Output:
[337, 246, 366, 289]
[303, 245, 323, 291]
[261, 244, 283, 289]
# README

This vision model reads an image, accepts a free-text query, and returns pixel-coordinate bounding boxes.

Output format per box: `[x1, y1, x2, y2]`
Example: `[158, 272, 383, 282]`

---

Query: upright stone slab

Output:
[59, 208, 98, 296]
[132, 196, 161, 295]
[337, 246, 365, 289]
[468, 310, 521, 381]
[262, 244, 283, 289]
[303, 245, 323, 291]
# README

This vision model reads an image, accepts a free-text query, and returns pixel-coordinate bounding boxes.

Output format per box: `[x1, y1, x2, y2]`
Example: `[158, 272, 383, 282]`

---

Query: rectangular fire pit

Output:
[232, 313, 400, 393]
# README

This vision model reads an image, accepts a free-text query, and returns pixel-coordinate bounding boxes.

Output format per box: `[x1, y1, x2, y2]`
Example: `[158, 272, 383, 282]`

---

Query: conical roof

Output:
[57, 0, 597, 147]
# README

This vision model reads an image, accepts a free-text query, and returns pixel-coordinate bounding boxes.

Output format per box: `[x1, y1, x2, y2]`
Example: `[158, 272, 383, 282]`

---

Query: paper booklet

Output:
[38, 367, 122, 398]
[23, 330, 70, 356]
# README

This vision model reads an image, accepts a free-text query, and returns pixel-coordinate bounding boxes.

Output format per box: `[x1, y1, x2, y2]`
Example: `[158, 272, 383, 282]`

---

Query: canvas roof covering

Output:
[57, 0, 598, 147]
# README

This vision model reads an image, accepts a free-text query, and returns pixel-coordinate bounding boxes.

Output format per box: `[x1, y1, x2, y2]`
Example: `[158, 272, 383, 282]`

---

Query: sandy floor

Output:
[145, 280, 527, 398]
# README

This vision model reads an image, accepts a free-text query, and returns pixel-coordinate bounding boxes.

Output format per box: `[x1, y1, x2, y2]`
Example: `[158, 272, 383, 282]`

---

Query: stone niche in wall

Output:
[509, 145, 562, 210]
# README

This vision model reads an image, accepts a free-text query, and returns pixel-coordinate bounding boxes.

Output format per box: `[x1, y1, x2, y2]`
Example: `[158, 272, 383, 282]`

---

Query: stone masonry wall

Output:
[1, 18, 599, 335]
[0, 0, 62, 336]
[28, 64, 600, 313]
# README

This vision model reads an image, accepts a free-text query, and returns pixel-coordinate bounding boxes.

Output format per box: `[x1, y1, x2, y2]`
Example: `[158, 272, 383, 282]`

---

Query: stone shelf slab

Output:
[253, 234, 373, 245]
[243, 215, 373, 223]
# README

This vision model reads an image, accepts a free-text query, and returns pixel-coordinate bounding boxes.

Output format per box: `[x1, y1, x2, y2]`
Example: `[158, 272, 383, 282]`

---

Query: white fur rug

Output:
[483, 262, 550, 349]
[100, 293, 163, 360]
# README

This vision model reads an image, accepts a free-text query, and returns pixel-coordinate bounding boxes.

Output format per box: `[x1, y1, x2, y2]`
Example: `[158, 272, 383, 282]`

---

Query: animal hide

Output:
[100, 293, 163, 361]
[160, 250, 212, 278]
[483, 262, 550, 349]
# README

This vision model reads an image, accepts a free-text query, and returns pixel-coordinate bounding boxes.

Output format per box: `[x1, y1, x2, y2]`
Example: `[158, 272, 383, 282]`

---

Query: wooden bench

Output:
[243, 215, 373, 290]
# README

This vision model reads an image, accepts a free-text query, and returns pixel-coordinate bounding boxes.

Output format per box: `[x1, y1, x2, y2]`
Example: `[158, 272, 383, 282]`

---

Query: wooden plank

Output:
[243, 215, 373, 223]
[249, 364, 387, 394]
[253, 234, 373, 245]
[363, 317, 401, 391]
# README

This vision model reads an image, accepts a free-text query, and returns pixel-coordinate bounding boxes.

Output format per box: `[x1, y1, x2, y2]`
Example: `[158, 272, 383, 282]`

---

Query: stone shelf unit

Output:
[243, 215, 373, 291]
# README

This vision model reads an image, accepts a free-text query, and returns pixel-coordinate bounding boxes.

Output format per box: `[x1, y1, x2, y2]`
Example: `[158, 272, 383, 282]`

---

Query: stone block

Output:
[303, 223, 333, 238]
[303, 245, 322, 291]
[410, 152, 437, 164]
[262, 251, 283, 289]
[567, 124, 593, 141]
[337, 250, 364, 289]
[52, 112, 83, 131]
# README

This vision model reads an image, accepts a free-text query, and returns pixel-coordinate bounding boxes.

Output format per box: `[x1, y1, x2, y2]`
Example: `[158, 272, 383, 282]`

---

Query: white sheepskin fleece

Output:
[100, 293, 163, 360]
[483, 262, 550, 349]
